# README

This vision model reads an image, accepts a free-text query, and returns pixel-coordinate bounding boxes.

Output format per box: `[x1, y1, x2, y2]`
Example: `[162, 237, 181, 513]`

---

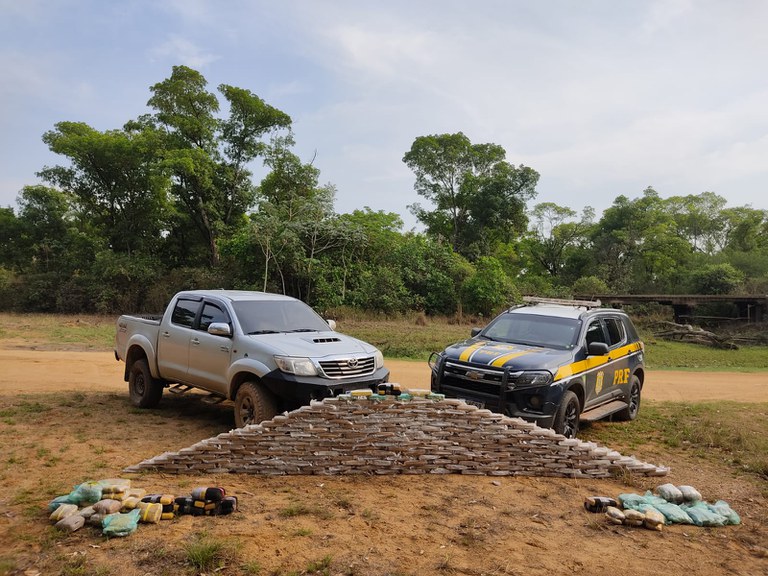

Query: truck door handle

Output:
[162, 331, 170, 338]
[220, 346, 230, 352]
[191, 338, 200, 345]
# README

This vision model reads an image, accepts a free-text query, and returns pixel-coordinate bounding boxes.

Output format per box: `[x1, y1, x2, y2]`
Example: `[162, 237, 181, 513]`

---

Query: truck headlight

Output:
[374, 350, 384, 370]
[274, 356, 318, 376]
[512, 370, 553, 389]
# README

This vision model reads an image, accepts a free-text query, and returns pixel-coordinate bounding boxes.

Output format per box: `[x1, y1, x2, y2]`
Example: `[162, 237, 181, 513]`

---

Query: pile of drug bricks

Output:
[125, 392, 669, 478]
[48, 478, 237, 536]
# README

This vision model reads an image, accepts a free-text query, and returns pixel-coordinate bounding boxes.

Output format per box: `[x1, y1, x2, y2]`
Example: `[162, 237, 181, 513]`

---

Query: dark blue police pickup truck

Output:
[429, 297, 645, 437]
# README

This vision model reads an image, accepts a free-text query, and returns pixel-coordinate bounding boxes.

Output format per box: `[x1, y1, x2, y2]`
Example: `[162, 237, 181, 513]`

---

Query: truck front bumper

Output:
[435, 382, 558, 428]
[261, 367, 390, 406]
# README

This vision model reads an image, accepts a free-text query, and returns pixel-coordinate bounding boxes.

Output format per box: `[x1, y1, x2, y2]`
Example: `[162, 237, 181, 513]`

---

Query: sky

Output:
[1, 0, 767, 231]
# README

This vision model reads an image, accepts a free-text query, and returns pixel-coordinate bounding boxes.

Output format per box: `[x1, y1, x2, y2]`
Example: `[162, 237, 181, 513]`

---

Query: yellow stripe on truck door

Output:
[554, 342, 643, 381]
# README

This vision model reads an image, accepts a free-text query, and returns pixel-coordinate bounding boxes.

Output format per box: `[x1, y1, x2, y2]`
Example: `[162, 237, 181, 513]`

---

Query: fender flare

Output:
[124, 334, 159, 381]
[226, 357, 273, 401]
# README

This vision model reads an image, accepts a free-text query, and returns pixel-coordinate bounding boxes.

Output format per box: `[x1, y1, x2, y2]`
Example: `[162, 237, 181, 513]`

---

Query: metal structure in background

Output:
[578, 294, 768, 323]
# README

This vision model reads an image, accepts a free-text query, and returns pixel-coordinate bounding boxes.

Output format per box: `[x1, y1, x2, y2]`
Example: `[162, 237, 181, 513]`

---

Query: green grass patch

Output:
[339, 318, 474, 360]
[0, 313, 115, 349]
[241, 560, 263, 574]
[582, 401, 768, 480]
[278, 503, 311, 518]
[0, 401, 52, 418]
[278, 502, 334, 520]
[182, 532, 240, 572]
[304, 555, 332, 575]
[643, 339, 768, 370]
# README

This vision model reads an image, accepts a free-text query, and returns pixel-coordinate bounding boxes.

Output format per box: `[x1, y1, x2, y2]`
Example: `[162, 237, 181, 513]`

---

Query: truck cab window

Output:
[171, 299, 200, 328]
[604, 318, 626, 347]
[585, 320, 607, 346]
[199, 303, 229, 332]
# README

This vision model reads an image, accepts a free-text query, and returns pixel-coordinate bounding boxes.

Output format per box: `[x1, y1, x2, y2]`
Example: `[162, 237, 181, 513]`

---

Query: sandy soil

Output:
[1, 348, 766, 403]
[0, 347, 767, 576]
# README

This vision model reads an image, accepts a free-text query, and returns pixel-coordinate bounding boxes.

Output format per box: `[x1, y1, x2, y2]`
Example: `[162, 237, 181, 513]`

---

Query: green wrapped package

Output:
[707, 500, 741, 525]
[48, 494, 76, 512]
[651, 502, 693, 524]
[69, 481, 103, 505]
[102, 509, 141, 538]
[681, 502, 727, 527]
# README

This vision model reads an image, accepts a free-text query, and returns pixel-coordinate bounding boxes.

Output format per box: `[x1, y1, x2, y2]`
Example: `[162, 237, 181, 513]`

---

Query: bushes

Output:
[461, 257, 519, 316]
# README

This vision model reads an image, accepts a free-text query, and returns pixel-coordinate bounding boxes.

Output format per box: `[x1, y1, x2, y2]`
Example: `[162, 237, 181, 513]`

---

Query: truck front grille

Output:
[442, 361, 506, 395]
[319, 357, 376, 378]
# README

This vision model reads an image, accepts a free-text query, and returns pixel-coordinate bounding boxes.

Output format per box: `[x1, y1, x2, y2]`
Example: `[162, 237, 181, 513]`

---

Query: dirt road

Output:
[1, 348, 765, 402]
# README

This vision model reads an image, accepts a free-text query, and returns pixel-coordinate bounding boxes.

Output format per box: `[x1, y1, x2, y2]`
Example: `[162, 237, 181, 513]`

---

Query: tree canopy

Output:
[404, 132, 539, 259]
[1, 68, 767, 318]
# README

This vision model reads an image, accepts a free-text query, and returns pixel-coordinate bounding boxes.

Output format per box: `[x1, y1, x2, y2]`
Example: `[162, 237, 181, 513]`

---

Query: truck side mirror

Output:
[471, 328, 482, 337]
[587, 342, 609, 356]
[208, 322, 232, 337]
[326, 319, 337, 331]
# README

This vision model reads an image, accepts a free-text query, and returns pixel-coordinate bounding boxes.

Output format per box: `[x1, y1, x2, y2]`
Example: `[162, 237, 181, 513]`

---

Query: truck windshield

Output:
[481, 313, 581, 350]
[233, 300, 331, 335]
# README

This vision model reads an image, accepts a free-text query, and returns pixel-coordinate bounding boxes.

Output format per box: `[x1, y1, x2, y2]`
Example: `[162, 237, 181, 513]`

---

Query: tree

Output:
[719, 206, 768, 253]
[523, 203, 594, 278]
[689, 263, 744, 295]
[666, 192, 727, 255]
[254, 137, 340, 299]
[590, 188, 691, 293]
[39, 122, 170, 256]
[15, 185, 78, 273]
[461, 256, 517, 316]
[0, 207, 21, 270]
[394, 234, 472, 315]
[404, 133, 538, 258]
[571, 276, 609, 297]
[148, 65, 291, 266]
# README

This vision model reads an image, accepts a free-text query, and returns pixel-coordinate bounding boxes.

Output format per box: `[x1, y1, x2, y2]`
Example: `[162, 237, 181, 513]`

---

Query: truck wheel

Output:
[128, 358, 163, 408]
[615, 376, 641, 421]
[553, 390, 580, 438]
[234, 381, 278, 428]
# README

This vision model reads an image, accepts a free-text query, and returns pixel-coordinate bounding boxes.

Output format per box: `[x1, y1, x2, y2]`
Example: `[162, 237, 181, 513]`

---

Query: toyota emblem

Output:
[347, 358, 359, 368]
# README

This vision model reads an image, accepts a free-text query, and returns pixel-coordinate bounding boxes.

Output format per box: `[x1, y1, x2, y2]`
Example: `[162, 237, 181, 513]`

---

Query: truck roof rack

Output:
[522, 296, 602, 309]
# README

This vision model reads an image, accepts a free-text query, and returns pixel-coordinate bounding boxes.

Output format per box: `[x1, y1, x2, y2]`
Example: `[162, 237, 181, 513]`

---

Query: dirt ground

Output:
[1, 347, 767, 576]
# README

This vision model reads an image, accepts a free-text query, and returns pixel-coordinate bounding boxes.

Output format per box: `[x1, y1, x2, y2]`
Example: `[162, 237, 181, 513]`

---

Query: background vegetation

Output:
[2, 66, 768, 319]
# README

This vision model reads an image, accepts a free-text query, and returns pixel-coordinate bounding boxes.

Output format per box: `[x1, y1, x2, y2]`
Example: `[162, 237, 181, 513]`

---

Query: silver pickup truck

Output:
[115, 290, 389, 427]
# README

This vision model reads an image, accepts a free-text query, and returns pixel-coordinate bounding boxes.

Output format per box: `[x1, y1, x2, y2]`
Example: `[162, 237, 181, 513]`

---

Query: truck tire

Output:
[553, 390, 580, 438]
[234, 381, 278, 428]
[615, 375, 641, 421]
[128, 358, 163, 408]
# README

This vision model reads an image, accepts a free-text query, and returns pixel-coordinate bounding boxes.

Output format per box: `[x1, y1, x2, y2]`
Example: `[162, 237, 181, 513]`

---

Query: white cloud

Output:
[149, 35, 218, 69]
[641, 0, 694, 36]
[2, 0, 768, 218]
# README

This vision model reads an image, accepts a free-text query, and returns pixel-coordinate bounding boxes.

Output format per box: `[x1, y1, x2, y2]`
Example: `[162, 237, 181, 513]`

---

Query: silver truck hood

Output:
[246, 331, 376, 358]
